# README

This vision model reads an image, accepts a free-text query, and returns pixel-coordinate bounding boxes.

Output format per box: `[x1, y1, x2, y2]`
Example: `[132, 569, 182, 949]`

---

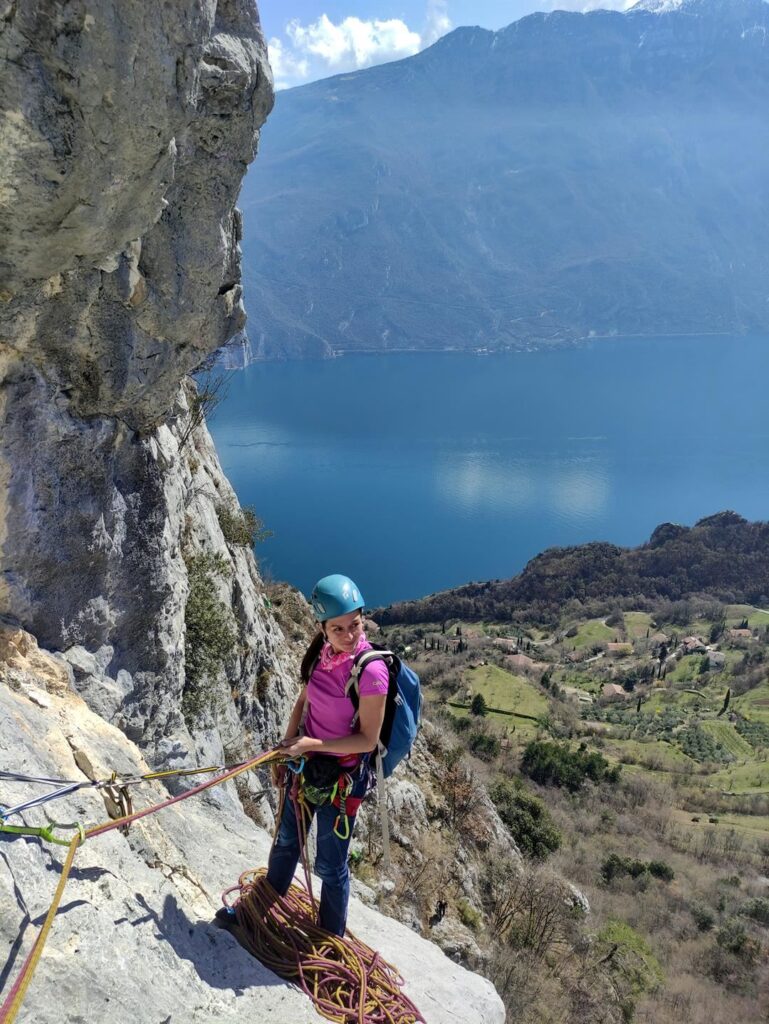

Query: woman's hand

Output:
[279, 735, 322, 758]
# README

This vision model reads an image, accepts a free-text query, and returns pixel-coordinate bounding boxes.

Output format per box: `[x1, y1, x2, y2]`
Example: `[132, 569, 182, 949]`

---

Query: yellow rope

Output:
[0, 749, 280, 1024]
[2, 832, 82, 1021]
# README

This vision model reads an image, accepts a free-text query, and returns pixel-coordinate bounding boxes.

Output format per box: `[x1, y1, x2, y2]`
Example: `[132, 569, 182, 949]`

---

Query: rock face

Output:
[0, 649, 505, 1024]
[0, 1, 294, 771]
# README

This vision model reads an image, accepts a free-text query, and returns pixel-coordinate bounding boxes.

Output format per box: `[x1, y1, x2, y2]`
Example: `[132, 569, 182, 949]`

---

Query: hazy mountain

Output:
[240, 0, 769, 359]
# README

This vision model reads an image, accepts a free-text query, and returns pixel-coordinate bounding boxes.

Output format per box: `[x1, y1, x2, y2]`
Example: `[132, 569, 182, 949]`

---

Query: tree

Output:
[470, 692, 488, 716]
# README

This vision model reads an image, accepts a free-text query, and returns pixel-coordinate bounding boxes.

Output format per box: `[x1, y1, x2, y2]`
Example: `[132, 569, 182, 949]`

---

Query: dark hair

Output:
[300, 631, 325, 684]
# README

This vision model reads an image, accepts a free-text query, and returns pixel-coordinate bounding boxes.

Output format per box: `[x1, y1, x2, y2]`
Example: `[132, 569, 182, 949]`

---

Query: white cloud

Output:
[423, 0, 453, 46]
[577, 0, 637, 10]
[286, 14, 421, 70]
[270, 4, 455, 90]
[267, 35, 309, 90]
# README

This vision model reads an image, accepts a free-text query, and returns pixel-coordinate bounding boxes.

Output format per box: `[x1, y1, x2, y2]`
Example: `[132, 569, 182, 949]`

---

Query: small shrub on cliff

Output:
[489, 777, 562, 861]
[468, 730, 501, 761]
[183, 552, 237, 724]
[216, 502, 272, 548]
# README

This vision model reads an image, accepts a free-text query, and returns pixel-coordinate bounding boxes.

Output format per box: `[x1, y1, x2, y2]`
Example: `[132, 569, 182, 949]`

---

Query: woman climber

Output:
[264, 573, 388, 936]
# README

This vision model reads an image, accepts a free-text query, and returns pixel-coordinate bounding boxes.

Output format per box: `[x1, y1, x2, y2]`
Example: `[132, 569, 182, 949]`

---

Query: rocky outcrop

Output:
[0, 641, 505, 1024]
[0, 1, 292, 770]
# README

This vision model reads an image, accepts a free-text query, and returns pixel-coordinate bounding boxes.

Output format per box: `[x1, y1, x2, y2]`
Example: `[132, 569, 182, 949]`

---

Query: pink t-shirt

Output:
[304, 641, 389, 757]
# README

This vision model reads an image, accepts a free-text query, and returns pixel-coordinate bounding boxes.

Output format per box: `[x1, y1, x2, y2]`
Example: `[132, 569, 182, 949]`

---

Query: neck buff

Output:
[318, 632, 368, 672]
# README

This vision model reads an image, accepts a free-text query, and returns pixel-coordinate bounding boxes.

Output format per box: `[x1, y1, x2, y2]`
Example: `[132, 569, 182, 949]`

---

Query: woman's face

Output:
[323, 610, 364, 654]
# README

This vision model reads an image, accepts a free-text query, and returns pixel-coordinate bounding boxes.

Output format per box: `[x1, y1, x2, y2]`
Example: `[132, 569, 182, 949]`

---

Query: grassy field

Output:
[734, 679, 769, 724]
[463, 664, 549, 717]
[708, 759, 769, 793]
[567, 618, 616, 649]
[700, 720, 754, 759]
[624, 611, 654, 639]
[602, 736, 696, 772]
[725, 603, 769, 628]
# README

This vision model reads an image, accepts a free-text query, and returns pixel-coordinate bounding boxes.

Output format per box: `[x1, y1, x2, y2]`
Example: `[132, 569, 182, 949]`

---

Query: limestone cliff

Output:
[0, 0, 293, 770]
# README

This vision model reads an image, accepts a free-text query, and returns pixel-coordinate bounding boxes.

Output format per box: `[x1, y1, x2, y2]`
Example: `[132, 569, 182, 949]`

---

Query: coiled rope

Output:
[0, 749, 424, 1024]
[224, 869, 424, 1024]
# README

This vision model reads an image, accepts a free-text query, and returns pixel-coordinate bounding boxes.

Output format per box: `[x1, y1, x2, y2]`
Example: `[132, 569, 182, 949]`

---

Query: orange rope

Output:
[0, 748, 426, 1024]
[0, 749, 281, 1024]
[225, 869, 424, 1024]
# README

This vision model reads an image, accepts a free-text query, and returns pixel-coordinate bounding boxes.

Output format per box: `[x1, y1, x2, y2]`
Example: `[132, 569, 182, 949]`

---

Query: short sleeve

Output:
[359, 659, 389, 697]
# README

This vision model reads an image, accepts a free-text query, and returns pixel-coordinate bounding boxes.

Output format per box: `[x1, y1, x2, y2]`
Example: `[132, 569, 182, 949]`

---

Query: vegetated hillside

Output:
[240, 0, 769, 359]
[377, 512, 769, 625]
[373, 588, 769, 1023]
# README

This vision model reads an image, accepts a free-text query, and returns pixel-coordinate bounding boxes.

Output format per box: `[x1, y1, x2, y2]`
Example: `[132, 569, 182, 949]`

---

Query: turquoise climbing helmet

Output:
[310, 574, 365, 621]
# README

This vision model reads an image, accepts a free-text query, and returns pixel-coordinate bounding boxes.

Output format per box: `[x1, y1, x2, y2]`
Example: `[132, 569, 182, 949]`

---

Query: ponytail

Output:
[300, 630, 325, 684]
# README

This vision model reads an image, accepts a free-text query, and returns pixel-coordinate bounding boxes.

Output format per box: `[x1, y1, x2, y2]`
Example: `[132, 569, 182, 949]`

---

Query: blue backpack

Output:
[348, 645, 422, 778]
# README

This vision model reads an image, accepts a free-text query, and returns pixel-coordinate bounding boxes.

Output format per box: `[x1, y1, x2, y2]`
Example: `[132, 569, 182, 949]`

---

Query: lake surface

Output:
[209, 336, 769, 608]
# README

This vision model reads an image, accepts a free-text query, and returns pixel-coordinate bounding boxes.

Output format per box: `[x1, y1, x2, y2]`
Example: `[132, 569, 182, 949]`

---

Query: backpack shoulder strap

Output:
[347, 649, 392, 702]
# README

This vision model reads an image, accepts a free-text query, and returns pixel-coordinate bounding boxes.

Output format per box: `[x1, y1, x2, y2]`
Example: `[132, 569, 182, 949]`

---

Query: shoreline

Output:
[247, 330, 748, 364]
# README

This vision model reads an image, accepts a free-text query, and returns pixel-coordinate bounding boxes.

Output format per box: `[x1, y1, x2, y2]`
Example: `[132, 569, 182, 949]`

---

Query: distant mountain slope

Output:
[376, 511, 769, 623]
[240, 0, 769, 359]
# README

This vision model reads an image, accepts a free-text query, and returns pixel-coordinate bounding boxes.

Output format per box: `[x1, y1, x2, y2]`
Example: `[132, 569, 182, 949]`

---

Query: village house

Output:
[729, 628, 753, 641]
[493, 638, 518, 652]
[679, 636, 707, 655]
[602, 683, 627, 700]
[706, 650, 726, 669]
[562, 686, 593, 705]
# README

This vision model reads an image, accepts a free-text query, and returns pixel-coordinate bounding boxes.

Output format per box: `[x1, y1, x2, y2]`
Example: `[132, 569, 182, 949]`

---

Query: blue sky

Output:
[259, 0, 639, 88]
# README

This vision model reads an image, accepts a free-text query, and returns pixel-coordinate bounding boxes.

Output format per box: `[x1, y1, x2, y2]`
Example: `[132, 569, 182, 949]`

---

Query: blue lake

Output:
[209, 336, 769, 608]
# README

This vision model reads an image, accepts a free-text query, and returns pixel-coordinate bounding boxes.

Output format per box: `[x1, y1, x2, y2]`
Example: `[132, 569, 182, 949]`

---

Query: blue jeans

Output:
[266, 767, 368, 936]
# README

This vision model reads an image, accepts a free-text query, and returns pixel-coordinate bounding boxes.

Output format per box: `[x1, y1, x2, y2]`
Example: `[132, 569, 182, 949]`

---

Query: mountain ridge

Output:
[241, 0, 769, 360]
[375, 511, 769, 625]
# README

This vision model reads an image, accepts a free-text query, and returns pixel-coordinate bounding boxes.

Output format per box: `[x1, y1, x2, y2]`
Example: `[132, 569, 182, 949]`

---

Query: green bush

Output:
[183, 553, 237, 724]
[648, 860, 675, 882]
[489, 777, 562, 860]
[596, 919, 664, 999]
[457, 898, 482, 931]
[470, 692, 488, 716]
[468, 731, 501, 760]
[691, 902, 716, 932]
[521, 740, 620, 791]
[741, 896, 769, 927]
[716, 919, 751, 956]
[216, 502, 272, 548]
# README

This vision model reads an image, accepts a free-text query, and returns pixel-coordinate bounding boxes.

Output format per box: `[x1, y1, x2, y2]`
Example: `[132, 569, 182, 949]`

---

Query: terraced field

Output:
[602, 737, 697, 772]
[700, 720, 754, 759]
